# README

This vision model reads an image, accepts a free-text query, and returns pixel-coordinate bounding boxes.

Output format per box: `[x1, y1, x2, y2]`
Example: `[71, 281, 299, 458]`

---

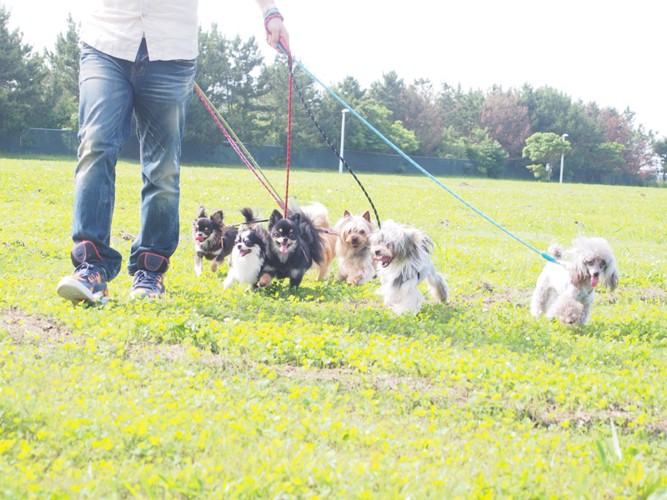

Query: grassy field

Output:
[1, 155, 666, 498]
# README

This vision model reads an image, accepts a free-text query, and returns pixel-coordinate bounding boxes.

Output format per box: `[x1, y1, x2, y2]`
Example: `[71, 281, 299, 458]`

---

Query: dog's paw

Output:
[257, 273, 273, 288]
[346, 275, 362, 286]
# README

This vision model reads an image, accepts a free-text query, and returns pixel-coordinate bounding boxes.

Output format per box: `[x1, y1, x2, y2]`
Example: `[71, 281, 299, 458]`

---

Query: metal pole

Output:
[559, 153, 564, 184]
[559, 133, 568, 184]
[338, 109, 349, 174]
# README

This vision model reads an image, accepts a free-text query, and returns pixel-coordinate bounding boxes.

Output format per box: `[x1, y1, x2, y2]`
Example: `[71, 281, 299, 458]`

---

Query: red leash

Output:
[281, 39, 293, 218]
[193, 39, 295, 218]
[193, 83, 286, 211]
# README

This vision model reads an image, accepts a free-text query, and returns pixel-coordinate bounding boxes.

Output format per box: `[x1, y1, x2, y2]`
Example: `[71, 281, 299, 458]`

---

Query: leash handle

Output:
[278, 38, 290, 57]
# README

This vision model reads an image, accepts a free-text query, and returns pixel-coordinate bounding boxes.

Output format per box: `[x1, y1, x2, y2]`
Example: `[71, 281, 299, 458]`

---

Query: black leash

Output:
[289, 72, 382, 229]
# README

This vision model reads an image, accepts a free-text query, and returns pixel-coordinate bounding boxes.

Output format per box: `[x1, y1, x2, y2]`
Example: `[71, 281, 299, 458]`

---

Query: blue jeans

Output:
[72, 40, 196, 280]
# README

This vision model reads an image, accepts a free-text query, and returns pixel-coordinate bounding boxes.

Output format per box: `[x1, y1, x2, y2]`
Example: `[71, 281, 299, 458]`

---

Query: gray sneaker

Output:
[130, 270, 166, 299]
[57, 262, 109, 305]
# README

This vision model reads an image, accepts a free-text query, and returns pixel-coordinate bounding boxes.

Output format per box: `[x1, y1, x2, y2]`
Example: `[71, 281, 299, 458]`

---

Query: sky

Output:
[3, 0, 666, 138]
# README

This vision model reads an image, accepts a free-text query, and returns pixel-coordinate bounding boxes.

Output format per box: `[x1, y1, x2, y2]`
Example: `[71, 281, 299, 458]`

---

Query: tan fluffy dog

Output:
[333, 210, 376, 286]
[298, 201, 337, 281]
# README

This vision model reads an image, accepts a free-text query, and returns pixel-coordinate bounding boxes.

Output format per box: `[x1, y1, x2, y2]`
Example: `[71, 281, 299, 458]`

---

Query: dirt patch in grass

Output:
[635, 287, 667, 303]
[5, 308, 665, 436]
[124, 341, 233, 369]
[460, 282, 532, 308]
[1, 308, 71, 344]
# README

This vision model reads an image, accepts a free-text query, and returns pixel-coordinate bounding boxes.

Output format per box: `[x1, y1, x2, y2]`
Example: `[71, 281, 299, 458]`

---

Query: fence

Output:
[8, 128, 483, 178]
[4, 128, 652, 185]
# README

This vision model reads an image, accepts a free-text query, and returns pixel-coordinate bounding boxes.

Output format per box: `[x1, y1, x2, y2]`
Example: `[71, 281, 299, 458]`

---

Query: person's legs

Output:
[127, 41, 196, 296]
[57, 44, 134, 303]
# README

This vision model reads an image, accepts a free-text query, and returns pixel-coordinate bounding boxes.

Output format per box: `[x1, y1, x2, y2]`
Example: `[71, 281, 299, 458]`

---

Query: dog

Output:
[369, 220, 449, 314]
[333, 210, 376, 286]
[193, 206, 237, 276]
[300, 201, 337, 281]
[223, 208, 268, 290]
[530, 236, 619, 325]
[257, 202, 326, 288]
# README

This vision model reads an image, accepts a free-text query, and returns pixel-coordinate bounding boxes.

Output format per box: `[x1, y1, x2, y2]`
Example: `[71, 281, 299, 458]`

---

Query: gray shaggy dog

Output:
[370, 220, 449, 315]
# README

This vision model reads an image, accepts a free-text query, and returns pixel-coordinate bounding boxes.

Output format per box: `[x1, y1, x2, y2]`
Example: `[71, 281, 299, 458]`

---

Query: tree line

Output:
[2, 6, 666, 182]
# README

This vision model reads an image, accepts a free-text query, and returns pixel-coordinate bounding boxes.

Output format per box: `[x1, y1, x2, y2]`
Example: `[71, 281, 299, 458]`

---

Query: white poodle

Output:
[530, 237, 619, 325]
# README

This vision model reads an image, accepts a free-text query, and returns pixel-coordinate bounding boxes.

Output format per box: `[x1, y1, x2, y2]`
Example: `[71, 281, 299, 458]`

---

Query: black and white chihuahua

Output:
[193, 206, 237, 276]
[223, 208, 268, 290]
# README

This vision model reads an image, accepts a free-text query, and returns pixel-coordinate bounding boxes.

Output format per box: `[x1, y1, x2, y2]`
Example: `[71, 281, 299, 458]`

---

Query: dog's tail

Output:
[240, 207, 265, 228]
[547, 243, 564, 260]
[297, 201, 331, 231]
[427, 271, 449, 303]
[290, 201, 329, 265]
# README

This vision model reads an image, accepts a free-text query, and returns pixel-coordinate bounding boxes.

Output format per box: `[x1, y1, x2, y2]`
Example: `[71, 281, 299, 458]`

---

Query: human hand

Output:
[264, 12, 289, 51]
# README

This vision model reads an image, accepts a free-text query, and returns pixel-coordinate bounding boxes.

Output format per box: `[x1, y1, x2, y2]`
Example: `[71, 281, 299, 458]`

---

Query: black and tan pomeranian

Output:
[257, 202, 327, 288]
[193, 206, 237, 276]
[223, 208, 268, 290]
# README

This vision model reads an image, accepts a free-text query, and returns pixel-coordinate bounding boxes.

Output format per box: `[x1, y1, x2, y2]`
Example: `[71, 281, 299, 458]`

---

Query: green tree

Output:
[522, 132, 572, 180]
[320, 77, 368, 153]
[437, 126, 469, 160]
[256, 59, 325, 152]
[0, 6, 48, 140]
[586, 141, 626, 182]
[352, 100, 418, 154]
[401, 79, 444, 156]
[318, 77, 412, 155]
[44, 14, 80, 129]
[438, 84, 484, 138]
[481, 86, 531, 161]
[185, 26, 266, 152]
[368, 71, 407, 122]
[465, 128, 508, 178]
[654, 137, 667, 166]
[370, 73, 444, 155]
[520, 85, 572, 134]
[653, 137, 667, 180]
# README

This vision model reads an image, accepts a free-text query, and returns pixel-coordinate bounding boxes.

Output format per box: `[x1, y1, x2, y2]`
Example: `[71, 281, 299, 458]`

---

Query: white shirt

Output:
[80, 0, 199, 62]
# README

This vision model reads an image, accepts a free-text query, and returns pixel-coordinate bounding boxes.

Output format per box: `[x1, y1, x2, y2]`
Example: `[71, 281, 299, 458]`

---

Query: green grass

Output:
[1, 156, 666, 498]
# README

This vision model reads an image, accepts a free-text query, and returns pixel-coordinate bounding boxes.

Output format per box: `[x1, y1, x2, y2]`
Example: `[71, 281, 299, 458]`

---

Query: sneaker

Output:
[130, 270, 166, 299]
[57, 262, 109, 305]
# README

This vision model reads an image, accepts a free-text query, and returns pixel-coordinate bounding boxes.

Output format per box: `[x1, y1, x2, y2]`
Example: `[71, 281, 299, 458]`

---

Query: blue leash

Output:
[278, 44, 557, 264]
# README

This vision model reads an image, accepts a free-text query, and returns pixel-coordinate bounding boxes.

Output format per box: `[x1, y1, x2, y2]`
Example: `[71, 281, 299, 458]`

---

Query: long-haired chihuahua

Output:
[193, 206, 237, 276]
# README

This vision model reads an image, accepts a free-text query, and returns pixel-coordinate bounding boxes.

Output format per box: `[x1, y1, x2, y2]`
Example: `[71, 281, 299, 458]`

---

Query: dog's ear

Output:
[605, 261, 619, 291]
[269, 209, 283, 227]
[291, 213, 304, 234]
[570, 258, 588, 288]
[343, 210, 351, 219]
[211, 210, 224, 225]
[419, 231, 435, 254]
[198, 205, 207, 218]
[362, 211, 371, 222]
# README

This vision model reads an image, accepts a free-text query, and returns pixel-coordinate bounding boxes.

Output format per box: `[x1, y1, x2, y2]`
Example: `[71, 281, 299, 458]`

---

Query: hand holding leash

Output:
[263, 6, 289, 51]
